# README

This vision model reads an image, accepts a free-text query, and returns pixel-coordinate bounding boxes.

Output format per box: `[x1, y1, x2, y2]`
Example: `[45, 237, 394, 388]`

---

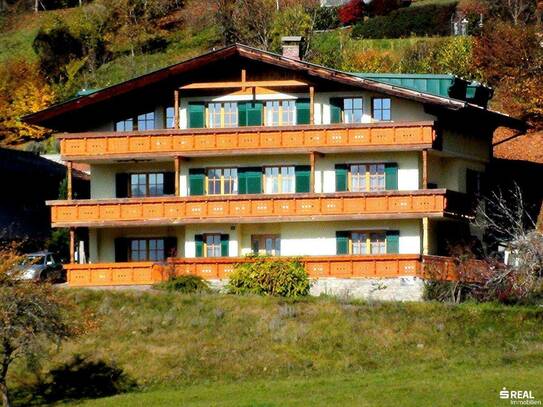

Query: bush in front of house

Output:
[155, 275, 211, 293]
[352, 3, 458, 39]
[227, 257, 311, 298]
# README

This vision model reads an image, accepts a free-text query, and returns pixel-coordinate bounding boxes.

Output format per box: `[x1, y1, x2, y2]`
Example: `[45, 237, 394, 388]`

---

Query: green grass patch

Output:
[75, 364, 543, 406]
[8, 291, 543, 394]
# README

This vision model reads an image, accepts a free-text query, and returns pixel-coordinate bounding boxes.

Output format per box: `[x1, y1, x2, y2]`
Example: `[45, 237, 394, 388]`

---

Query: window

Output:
[373, 98, 391, 121]
[115, 111, 155, 131]
[138, 112, 155, 130]
[115, 118, 133, 132]
[344, 98, 363, 123]
[129, 238, 165, 261]
[349, 164, 385, 192]
[130, 173, 164, 197]
[266, 101, 280, 126]
[205, 234, 222, 258]
[264, 166, 295, 194]
[224, 102, 238, 127]
[266, 100, 296, 126]
[208, 102, 222, 128]
[252, 235, 281, 256]
[166, 106, 175, 128]
[281, 100, 296, 125]
[350, 232, 386, 255]
[206, 168, 238, 195]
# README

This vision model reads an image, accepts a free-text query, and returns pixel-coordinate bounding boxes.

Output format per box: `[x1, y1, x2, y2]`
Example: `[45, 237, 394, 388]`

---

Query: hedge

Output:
[352, 3, 458, 39]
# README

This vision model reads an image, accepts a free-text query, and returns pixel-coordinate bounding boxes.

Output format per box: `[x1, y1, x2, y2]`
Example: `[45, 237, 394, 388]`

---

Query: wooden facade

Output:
[48, 189, 464, 228]
[58, 122, 435, 161]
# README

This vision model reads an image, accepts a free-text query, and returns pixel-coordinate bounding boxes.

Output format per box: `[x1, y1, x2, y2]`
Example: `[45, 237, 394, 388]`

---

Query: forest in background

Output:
[0, 0, 541, 157]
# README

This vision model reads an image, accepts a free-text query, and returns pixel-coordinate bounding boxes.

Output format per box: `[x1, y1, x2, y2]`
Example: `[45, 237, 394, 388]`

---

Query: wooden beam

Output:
[241, 68, 246, 91]
[422, 149, 428, 188]
[67, 161, 73, 200]
[310, 151, 316, 193]
[180, 80, 308, 90]
[309, 86, 315, 125]
[174, 90, 179, 129]
[174, 156, 181, 196]
[69, 228, 75, 264]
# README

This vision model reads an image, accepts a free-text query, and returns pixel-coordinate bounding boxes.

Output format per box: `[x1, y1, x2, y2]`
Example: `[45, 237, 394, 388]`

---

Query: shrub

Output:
[352, 3, 458, 38]
[227, 257, 311, 298]
[156, 275, 211, 293]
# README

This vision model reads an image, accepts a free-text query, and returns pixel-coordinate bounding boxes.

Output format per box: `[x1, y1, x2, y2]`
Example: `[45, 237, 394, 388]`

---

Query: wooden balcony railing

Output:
[64, 254, 422, 286]
[48, 189, 461, 227]
[58, 122, 435, 160]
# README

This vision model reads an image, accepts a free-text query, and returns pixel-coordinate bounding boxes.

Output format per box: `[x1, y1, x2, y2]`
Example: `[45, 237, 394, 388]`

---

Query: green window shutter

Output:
[335, 164, 348, 192]
[238, 102, 248, 127]
[114, 238, 129, 262]
[296, 98, 310, 125]
[188, 102, 205, 128]
[220, 234, 229, 257]
[336, 231, 350, 255]
[164, 237, 178, 258]
[247, 102, 263, 126]
[188, 168, 206, 196]
[295, 165, 311, 193]
[115, 173, 129, 198]
[195, 234, 204, 258]
[239, 167, 262, 194]
[163, 172, 175, 195]
[385, 163, 398, 190]
[386, 230, 400, 254]
[238, 169, 247, 194]
[330, 97, 343, 124]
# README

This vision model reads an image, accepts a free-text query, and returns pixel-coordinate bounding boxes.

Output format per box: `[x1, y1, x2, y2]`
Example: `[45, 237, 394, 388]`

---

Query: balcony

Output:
[64, 254, 423, 286]
[58, 121, 435, 161]
[47, 189, 467, 228]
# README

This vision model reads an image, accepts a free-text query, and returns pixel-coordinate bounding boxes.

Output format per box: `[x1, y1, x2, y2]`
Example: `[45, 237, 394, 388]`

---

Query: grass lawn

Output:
[8, 291, 543, 406]
[76, 364, 543, 406]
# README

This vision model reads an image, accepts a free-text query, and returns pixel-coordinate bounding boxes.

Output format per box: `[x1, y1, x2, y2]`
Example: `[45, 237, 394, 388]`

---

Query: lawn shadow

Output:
[15, 354, 137, 405]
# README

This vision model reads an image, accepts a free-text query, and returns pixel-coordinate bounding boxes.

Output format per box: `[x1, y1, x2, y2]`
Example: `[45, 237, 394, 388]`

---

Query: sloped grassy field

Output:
[10, 289, 543, 405]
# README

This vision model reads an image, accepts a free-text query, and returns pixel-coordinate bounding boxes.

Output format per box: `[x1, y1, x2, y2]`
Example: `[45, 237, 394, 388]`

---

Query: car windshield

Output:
[21, 255, 45, 266]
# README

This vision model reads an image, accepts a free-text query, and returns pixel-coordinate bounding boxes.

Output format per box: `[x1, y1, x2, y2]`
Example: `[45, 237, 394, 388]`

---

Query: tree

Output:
[338, 0, 365, 25]
[472, 185, 543, 301]
[0, 245, 81, 407]
[474, 21, 543, 128]
[0, 60, 55, 146]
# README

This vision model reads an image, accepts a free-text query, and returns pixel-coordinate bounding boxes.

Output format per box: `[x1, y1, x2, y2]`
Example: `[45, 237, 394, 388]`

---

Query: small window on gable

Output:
[372, 98, 391, 121]
[166, 107, 175, 128]
[344, 98, 363, 123]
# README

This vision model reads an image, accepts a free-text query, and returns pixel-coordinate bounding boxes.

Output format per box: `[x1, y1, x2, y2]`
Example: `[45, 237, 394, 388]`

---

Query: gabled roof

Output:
[22, 43, 526, 131]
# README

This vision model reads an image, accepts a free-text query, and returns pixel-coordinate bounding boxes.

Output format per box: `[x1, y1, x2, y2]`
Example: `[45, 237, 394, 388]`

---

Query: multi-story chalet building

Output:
[23, 42, 524, 297]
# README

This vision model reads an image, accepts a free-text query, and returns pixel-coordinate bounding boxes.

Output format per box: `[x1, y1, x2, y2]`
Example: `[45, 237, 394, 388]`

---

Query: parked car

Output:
[18, 251, 66, 283]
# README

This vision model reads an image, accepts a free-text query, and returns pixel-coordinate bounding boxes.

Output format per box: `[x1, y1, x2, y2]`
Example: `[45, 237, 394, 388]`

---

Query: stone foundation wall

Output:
[208, 277, 425, 302]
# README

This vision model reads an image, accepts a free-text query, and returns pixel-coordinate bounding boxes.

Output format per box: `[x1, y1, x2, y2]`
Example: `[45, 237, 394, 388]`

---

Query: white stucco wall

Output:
[89, 219, 421, 262]
[427, 152, 486, 193]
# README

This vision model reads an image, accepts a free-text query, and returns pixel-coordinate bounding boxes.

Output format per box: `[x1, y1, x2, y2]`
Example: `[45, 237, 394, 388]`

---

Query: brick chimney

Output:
[281, 36, 303, 60]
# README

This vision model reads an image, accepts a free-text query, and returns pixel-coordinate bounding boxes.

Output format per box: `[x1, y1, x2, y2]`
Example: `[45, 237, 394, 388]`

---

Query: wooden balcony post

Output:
[69, 227, 75, 264]
[67, 161, 73, 200]
[241, 68, 247, 91]
[174, 156, 181, 196]
[310, 151, 316, 193]
[309, 86, 315, 124]
[422, 217, 429, 255]
[422, 149, 428, 189]
[174, 90, 180, 129]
